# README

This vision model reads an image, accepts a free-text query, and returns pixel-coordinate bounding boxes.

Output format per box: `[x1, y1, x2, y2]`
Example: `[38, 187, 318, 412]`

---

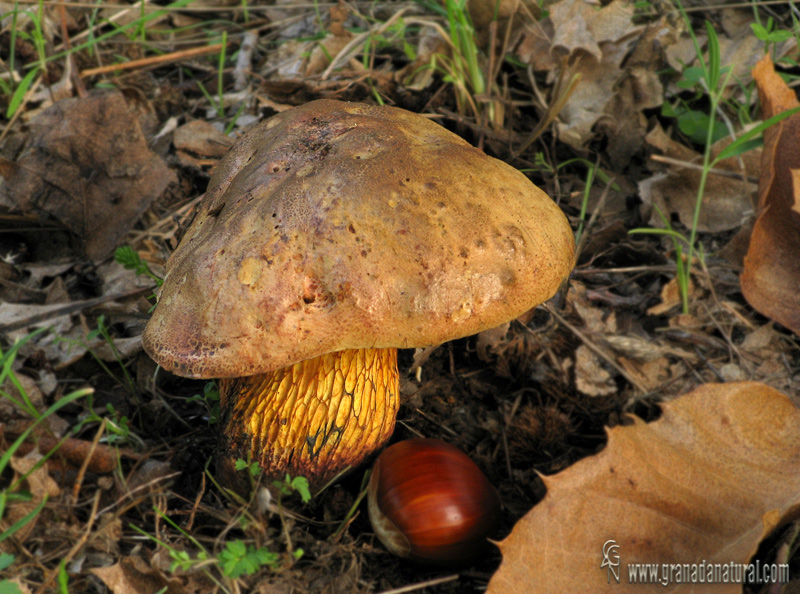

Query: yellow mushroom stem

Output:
[218, 348, 399, 491]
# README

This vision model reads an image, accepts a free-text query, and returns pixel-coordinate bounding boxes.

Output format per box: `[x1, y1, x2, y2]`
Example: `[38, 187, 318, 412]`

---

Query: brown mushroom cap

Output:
[143, 100, 574, 379]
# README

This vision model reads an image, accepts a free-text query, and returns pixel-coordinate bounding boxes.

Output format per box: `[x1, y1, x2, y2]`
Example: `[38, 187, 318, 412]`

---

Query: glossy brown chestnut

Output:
[367, 438, 501, 565]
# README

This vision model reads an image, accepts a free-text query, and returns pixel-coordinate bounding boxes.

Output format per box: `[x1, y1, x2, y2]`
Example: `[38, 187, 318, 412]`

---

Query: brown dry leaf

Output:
[0, 90, 176, 260]
[305, 5, 353, 77]
[647, 276, 694, 316]
[487, 381, 800, 593]
[516, 0, 664, 156]
[617, 356, 671, 391]
[173, 120, 234, 171]
[600, 18, 673, 167]
[574, 344, 616, 397]
[2, 452, 61, 543]
[91, 556, 186, 594]
[639, 124, 760, 233]
[741, 56, 800, 336]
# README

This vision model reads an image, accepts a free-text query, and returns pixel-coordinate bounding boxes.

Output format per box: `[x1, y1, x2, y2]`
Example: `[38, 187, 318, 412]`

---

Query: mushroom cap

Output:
[143, 100, 574, 379]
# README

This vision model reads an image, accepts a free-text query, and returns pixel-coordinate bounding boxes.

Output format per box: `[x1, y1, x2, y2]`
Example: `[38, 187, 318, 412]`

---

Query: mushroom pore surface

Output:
[142, 99, 574, 488]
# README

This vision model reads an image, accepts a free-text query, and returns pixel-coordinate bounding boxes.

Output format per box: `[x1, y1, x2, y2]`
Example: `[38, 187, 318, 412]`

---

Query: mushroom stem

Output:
[218, 347, 399, 491]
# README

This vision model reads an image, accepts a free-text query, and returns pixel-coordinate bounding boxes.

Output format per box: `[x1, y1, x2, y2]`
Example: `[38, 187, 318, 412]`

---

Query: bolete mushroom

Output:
[142, 100, 574, 491]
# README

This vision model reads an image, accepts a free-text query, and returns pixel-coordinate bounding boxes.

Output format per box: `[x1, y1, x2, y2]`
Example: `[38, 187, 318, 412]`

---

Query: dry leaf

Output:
[173, 120, 233, 163]
[91, 556, 186, 594]
[0, 90, 176, 260]
[516, 0, 662, 156]
[647, 276, 694, 316]
[741, 56, 800, 336]
[488, 381, 800, 593]
[639, 124, 760, 234]
[2, 452, 61, 543]
[574, 344, 616, 397]
[617, 356, 671, 391]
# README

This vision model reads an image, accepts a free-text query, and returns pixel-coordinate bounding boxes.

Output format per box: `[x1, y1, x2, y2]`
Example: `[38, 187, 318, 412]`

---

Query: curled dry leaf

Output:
[741, 56, 800, 336]
[488, 381, 800, 593]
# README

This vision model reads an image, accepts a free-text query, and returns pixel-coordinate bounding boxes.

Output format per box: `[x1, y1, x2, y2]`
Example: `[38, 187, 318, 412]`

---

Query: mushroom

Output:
[142, 100, 574, 491]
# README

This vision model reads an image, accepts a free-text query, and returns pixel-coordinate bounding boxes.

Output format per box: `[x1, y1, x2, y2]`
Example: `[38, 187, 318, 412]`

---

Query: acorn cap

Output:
[142, 100, 574, 379]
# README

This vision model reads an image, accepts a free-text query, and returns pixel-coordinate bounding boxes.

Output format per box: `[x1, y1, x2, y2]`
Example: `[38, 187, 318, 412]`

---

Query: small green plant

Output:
[2, 0, 48, 120]
[234, 461, 313, 505]
[234, 458, 262, 478]
[751, 16, 794, 57]
[0, 551, 22, 593]
[632, 6, 800, 313]
[114, 246, 163, 287]
[273, 474, 312, 504]
[132, 500, 301, 588]
[87, 314, 139, 399]
[360, 18, 410, 105]
[195, 31, 229, 118]
[0, 332, 93, 589]
[189, 381, 221, 424]
[416, 0, 503, 127]
[217, 540, 280, 578]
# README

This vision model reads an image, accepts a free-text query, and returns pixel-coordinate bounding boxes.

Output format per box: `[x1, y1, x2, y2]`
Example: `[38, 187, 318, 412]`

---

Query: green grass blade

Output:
[714, 106, 800, 163]
[6, 68, 39, 119]
[705, 21, 721, 91]
[0, 496, 48, 544]
[0, 388, 92, 477]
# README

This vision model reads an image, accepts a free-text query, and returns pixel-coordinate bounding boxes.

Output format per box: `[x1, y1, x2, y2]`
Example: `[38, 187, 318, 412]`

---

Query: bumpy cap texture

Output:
[143, 100, 574, 378]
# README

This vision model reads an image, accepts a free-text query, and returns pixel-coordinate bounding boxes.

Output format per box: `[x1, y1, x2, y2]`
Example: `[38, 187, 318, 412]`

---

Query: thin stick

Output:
[321, 8, 409, 80]
[187, 470, 205, 531]
[1, 424, 135, 474]
[649, 154, 758, 183]
[414, 408, 458, 437]
[80, 43, 225, 78]
[376, 574, 459, 594]
[544, 303, 649, 394]
[34, 489, 102, 594]
[72, 420, 107, 500]
[0, 287, 151, 334]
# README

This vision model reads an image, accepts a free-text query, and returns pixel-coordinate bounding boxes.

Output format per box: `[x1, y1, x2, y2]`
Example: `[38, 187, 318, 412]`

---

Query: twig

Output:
[543, 303, 649, 394]
[1, 423, 136, 474]
[80, 43, 226, 78]
[0, 287, 151, 334]
[649, 154, 758, 183]
[499, 391, 522, 482]
[414, 408, 457, 437]
[72, 419, 107, 500]
[321, 8, 410, 80]
[95, 470, 180, 517]
[233, 31, 258, 91]
[128, 194, 205, 244]
[34, 489, 102, 594]
[187, 472, 205, 531]
[376, 574, 459, 594]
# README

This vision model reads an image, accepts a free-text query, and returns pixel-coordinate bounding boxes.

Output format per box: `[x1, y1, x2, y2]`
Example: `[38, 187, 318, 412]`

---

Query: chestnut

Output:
[367, 438, 502, 565]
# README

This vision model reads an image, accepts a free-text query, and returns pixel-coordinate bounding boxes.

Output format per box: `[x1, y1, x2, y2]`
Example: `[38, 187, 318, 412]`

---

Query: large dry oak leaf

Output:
[488, 382, 800, 593]
[741, 56, 800, 335]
